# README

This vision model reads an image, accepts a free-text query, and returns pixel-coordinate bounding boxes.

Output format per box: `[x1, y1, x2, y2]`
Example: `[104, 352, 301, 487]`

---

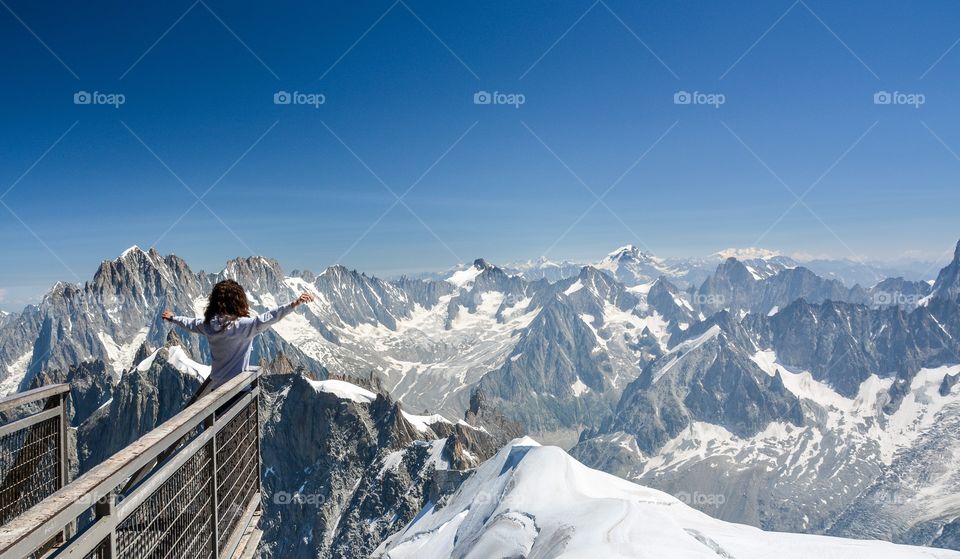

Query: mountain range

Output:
[2, 240, 960, 553]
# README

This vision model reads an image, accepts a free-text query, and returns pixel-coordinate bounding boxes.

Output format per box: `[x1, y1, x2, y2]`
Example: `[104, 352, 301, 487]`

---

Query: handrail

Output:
[0, 384, 69, 413]
[0, 371, 261, 559]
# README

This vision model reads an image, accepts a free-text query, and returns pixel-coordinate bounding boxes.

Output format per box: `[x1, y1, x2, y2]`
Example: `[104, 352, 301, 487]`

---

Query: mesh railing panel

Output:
[215, 397, 259, 552]
[0, 414, 62, 526]
[115, 445, 215, 559]
[81, 539, 111, 559]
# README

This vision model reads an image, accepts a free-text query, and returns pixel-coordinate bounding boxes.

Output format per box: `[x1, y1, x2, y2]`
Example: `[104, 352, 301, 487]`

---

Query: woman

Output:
[162, 279, 314, 391]
[125, 279, 314, 493]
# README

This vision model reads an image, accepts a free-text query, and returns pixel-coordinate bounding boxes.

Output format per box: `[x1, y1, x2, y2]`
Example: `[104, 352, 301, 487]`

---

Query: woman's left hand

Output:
[292, 292, 315, 307]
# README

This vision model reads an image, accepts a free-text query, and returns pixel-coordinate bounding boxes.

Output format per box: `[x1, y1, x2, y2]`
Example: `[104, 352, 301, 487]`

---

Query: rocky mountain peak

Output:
[220, 256, 288, 296]
[607, 244, 644, 260]
[165, 328, 184, 348]
[290, 269, 316, 282]
[472, 258, 494, 270]
[929, 238, 960, 300]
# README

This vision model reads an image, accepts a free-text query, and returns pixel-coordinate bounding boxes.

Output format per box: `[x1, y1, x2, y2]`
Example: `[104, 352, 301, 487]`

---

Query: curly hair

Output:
[204, 279, 251, 324]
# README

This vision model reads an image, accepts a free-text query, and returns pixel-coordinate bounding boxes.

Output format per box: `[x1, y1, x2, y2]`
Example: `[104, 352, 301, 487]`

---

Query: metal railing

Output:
[0, 371, 262, 559]
[0, 383, 70, 550]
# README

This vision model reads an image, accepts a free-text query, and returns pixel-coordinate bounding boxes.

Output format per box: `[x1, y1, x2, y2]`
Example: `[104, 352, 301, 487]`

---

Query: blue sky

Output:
[1, 0, 959, 308]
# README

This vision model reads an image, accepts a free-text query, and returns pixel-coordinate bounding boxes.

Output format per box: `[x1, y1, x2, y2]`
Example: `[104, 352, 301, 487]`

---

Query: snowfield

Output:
[376, 438, 960, 559]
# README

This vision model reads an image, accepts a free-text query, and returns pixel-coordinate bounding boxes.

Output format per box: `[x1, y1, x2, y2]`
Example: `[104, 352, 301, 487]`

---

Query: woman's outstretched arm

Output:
[162, 310, 205, 334]
[249, 292, 314, 334]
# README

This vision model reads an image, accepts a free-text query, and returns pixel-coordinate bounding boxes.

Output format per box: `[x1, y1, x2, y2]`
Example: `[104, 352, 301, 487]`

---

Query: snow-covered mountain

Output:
[0, 249, 705, 446]
[376, 437, 960, 558]
[572, 289, 960, 547]
[5, 240, 960, 554]
[505, 256, 583, 283]
[593, 244, 684, 286]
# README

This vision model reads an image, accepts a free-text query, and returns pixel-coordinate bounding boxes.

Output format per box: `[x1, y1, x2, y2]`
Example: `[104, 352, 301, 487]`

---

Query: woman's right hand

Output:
[162, 310, 174, 321]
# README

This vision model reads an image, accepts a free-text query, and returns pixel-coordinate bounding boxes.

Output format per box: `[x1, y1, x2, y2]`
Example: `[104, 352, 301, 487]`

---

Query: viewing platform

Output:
[0, 371, 263, 559]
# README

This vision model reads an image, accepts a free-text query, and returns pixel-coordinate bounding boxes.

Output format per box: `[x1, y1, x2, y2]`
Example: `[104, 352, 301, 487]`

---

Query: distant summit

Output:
[712, 247, 783, 260]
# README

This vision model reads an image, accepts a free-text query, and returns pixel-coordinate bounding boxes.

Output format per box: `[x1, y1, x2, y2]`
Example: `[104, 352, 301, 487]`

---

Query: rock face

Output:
[573, 285, 960, 548]
[869, 277, 932, 309]
[0, 248, 324, 396]
[930, 241, 960, 300]
[597, 323, 803, 455]
[76, 346, 204, 473]
[258, 374, 507, 559]
[750, 297, 960, 398]
[697, 258, 870, 316]
[28, 360, 113, 428]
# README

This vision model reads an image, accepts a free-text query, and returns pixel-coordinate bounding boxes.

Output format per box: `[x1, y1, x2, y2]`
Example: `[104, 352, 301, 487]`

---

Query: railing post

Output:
[206, 412, 220, 558]
[57, 391, 73, 541]
[94, 493, 117, 559]
[253, 375, 262, 510]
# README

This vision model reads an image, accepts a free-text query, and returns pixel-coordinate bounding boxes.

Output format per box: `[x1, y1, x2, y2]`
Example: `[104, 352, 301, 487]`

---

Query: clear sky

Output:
[1, 0, 959, 308]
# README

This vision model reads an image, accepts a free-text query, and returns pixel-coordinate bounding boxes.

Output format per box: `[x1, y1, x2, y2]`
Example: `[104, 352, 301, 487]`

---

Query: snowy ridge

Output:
[713, 247, 784, 260]
[376, 438, 958, 558]
[134, 345, 210, 381]
[0, 351, 32, 397]
[307, 379, 377, 403]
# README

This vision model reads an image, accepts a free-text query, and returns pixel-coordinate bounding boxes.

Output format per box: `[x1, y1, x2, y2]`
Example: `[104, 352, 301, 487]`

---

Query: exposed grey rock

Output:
[463, 388, 524, 448]
[697, 259, 869, 316]
[28, 360, 113, 427]
[76, 347, 201, 473]
[602, 328, 802, 454]
[258, 374, 505, 559]
[826, 399, 960, 548]
[750, 298, 960, 398]
[475, 294, 615, 438]
[869, 277, 932, 309]
[930, 241, 960, 300]
[942, 373, 960, 396]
